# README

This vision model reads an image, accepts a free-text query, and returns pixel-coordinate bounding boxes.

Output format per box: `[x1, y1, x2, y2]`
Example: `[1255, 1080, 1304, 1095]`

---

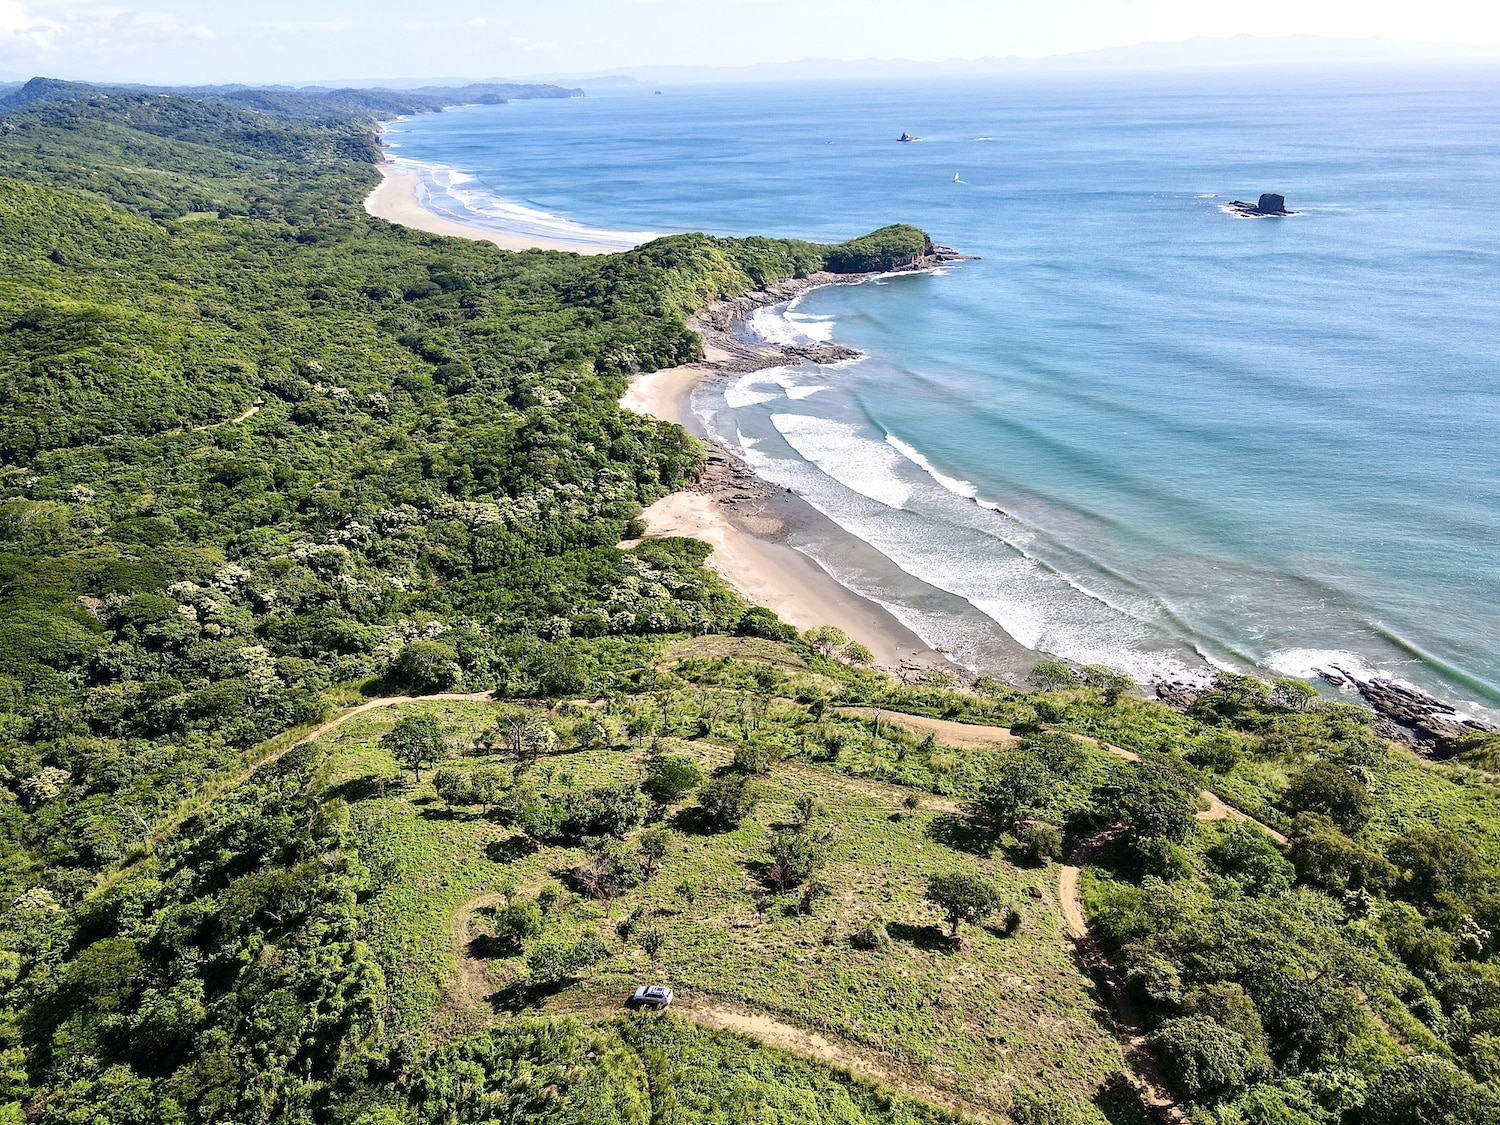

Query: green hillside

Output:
[0, 88, 1497, 1125]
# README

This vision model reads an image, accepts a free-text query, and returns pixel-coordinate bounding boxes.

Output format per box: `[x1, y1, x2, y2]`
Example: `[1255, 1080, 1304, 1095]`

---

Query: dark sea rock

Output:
[898, 132, 918, 142]
[1318, 667, 1497, 754]
[1227, 193, 1293, 218]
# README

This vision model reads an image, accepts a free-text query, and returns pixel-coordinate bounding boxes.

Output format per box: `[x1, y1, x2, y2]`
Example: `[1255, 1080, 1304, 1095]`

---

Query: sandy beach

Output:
[621, 302, 950, 673]
[364, 164, 619, 255]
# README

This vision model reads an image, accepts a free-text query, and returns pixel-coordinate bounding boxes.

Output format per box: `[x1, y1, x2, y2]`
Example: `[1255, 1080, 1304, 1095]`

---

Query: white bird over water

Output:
[953, 172, 964, 183]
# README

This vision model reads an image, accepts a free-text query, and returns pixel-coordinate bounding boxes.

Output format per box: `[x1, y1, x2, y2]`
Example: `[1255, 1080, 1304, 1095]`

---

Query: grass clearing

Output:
[311, 699, 1128, 1120]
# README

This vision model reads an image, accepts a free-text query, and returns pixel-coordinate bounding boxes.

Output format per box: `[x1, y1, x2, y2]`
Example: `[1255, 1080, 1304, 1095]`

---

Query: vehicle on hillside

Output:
[628, 984, 674, 1010]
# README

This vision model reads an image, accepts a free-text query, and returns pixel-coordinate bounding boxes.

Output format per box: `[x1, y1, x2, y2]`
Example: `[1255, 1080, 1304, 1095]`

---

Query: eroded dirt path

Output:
[836, 707, 1020, 750]
[1059, 831, 1188, 1125]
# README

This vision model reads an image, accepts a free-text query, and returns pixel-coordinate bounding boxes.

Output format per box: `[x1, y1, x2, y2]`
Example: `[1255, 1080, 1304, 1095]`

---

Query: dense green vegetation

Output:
[0, 89, 984, 1124]
[2, 82, 1498, 1125]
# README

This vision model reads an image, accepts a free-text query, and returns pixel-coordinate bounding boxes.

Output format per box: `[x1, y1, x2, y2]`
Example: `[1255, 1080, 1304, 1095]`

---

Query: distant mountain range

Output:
[550, 34, 1500, 86]
[0, 77, 582, 118]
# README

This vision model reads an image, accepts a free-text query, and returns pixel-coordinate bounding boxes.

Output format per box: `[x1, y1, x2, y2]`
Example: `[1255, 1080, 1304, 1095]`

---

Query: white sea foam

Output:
[785, 311, 836, 342]
[724, 371, 781, 409]
[771, 414, 914, 509]
[1265, 647, 1385, 682]
[885, 434, 979, 499]
[734, 412, 1200, 683]
[749, 304, 826, 347]
[785, 385, 829, 400]
[394, 156, 659, 249]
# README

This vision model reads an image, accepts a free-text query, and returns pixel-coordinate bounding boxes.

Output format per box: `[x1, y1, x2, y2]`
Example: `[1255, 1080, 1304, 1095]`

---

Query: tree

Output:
[1360, 1054, 1500, 1125]
[576, 837, 642, 911]
[968, 751, 1058, 838]
[1285, 761, 1372, 831]
[637, 826, 671, 878]
[1149, 1015, 1257, 1103]
[432, 765, 472, 811]
[766, 825, 833, 892]
[793, 793, 825, 826]
[697, 773, 760, 830]
[642, 754, 704, 807]
[1286, 813, 1395, 891]
[469, 765, 505, 813]
[1029, 661, 1076, 690]
[489, 899, 544, 955]
[1096, 761, 1198, 844]
[842, 641, 873, 665]
[1079, 665, 1133, 706]
[1271, 677, 1319, 710]
[625, 709, 655, 748]
[389, 639, 459, 692]
[1205, 822, 1294, 896]
[563, 784, 648, 839]
[381, 714, 450, 783]
[638, 926, 665, 962]
[518, 718, 559, 764]
[804, 625, 849, 659]
[1387, 827, 1479, 902]
[926, 871, 1005, 937]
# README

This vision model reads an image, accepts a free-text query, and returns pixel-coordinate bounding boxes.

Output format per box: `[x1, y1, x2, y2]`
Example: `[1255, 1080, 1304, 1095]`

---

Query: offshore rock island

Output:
[1226, 191, 1294, 217]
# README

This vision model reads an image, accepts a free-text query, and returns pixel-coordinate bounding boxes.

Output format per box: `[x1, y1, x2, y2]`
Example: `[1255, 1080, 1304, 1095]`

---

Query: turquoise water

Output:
[384, 68, 1500, 712]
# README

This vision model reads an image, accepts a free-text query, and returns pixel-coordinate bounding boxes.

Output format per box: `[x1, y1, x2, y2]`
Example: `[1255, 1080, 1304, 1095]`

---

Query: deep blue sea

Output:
[384, 67, 1500, 714]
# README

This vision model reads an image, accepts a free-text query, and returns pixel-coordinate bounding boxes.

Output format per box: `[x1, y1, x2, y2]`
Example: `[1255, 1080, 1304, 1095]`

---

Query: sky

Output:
[1, 0, 1498, 85]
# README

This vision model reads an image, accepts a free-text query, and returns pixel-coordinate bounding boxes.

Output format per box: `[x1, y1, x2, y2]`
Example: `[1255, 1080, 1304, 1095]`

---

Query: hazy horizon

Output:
[2, 0, 1498, 86]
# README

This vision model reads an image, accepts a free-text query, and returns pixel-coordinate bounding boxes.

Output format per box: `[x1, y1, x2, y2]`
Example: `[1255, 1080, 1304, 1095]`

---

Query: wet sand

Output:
[364, 164, 620, 255]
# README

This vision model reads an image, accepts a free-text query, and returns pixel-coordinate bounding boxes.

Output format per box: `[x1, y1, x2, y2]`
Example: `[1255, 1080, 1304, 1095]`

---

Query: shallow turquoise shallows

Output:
[385, 67, 1500, 715]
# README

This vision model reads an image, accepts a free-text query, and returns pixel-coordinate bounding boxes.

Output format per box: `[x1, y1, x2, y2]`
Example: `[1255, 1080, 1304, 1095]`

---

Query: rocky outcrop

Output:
[1154, 681, 1202, 711]
[898, 132, 919, 142]
[1318, 667, 1496, 754]
[1227, 193, 1292, 218]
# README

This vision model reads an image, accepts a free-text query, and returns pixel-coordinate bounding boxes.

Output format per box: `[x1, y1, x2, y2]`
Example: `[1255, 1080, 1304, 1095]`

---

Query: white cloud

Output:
[0, 3, 213, 67]
[0, 1, 63, 50]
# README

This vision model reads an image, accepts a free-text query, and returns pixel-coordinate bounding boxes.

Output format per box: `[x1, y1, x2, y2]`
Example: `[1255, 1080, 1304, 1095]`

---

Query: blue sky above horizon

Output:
[1, 0, 1497, 85]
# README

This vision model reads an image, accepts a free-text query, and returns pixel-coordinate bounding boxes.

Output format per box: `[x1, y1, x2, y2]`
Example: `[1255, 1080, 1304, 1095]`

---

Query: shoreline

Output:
[364, 163, 623, 256]
[623, 273, 961, 675]
[361, 141, 970, 676]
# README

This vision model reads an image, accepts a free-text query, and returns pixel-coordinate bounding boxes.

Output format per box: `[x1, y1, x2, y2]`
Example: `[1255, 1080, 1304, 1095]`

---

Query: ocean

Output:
[382, 67, 1500, 715]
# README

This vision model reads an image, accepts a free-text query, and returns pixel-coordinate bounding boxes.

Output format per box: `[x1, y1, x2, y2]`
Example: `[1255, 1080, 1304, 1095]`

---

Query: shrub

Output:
[732, 741, 781, 775]
[851, 918, 891, 951]
[489, 899, 544, 955]
[525, 933, 607, 987]
[1149, 1015, 1257, 1102]
[696, 773, 760, 830]
[997, 904, 1024, 936]
[1015, 821, 1063, 864]
[642, 754, 704, 806]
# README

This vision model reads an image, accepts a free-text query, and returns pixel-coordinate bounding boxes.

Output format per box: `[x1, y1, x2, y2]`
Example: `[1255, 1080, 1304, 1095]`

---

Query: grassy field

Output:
[307, 697, 1128, 1120]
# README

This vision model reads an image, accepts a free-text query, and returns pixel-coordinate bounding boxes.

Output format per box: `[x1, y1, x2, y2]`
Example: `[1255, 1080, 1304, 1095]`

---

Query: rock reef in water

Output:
[898, 132, 919, 142]
[1227, 192, 1292, 217]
